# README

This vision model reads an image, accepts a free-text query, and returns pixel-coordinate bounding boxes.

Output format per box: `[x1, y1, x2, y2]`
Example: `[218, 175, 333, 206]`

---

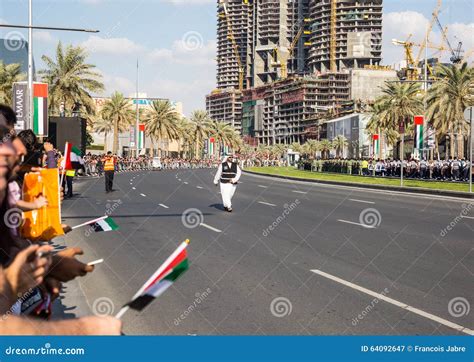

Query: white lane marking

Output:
[159, 203, 169, 209]
[258, 185, 268, 188]
[292, 190, 307, 194]
[258, 201, 276, 207]
[184, 181, 189, 184]
[337, 219, 376, 229]
[178, 179, 181, 181]
[310, 269, 474, 336]
[349, 198, 375, 204]
[200, 223, 222, 233]
[196, 186, 204, 189]
[132, 187, 136, 190]
[140, 193, 146, 197]
[461, 215, 474, 219]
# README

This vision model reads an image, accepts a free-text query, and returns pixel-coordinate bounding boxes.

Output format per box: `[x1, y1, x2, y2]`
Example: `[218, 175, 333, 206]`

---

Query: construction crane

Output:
[272, 18, 311, 79]
[434, 13, 463, 63]
[414, 0, 442, 65]
[392, 37, 446, 80]
[272, 27, 303, 79]
[219, 3, 245, 91]
[329, 0, 337, 72]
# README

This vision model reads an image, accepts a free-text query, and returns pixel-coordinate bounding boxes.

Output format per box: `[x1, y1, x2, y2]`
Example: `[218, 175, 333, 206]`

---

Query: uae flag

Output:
[33, 83, 48, 136]
[414, 115, 424, 150]
[138, 124, 145, 150]
[90, 216, 119, 232]
[372, 134, 379, 156]
[62, 142, 73, 170]
[71, 215, 119, 231]
[125, 240, 189, 312]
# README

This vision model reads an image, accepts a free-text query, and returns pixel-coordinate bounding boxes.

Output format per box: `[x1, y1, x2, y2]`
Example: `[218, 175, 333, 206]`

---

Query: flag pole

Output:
[71, 215, 108, 230]
[115, 239, 190, 319]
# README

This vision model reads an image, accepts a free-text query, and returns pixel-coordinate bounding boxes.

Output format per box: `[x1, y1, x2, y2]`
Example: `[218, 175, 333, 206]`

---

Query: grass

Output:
[246, 166, 471, 193]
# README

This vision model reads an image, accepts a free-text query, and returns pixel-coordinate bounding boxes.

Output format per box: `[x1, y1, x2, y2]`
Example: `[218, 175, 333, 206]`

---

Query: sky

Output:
[1, 0, 473, 115]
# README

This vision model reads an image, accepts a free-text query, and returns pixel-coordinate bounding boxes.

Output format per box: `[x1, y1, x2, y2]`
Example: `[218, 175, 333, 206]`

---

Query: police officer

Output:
[103, 151, 116, 193]
[213, 154, 241, 212]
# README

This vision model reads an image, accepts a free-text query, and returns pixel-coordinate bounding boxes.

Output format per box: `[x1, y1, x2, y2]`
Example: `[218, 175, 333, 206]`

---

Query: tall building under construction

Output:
[207, 0, 392, 149]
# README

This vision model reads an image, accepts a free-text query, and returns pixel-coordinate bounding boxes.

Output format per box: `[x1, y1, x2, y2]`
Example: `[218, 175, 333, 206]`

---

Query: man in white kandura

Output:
[213, 154, 241, 212]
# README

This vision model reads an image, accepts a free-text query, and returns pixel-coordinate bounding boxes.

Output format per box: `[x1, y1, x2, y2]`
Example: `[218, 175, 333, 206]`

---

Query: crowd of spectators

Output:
[0, 104, 121, 335]
[297, 158, 472, 181]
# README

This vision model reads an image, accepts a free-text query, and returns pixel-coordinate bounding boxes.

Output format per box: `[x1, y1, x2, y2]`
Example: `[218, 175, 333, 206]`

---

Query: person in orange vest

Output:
[102, 151, 116, 193]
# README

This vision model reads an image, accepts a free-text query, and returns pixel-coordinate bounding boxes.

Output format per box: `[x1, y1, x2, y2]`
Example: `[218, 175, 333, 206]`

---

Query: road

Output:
[61, 168, 474, 335]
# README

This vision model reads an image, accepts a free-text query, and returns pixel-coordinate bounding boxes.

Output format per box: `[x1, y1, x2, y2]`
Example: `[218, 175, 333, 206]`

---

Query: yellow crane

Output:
[219, 3, 244, 91]
[272, 18, 311, 79]
[329, 0, 337, 72]
[392, 37, 446, 80]
[414, 0, 442, 65]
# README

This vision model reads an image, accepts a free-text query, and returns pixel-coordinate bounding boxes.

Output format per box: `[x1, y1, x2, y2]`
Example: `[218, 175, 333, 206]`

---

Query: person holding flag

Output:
[103, 151, 116, 193]
[213, 154, 241, 212]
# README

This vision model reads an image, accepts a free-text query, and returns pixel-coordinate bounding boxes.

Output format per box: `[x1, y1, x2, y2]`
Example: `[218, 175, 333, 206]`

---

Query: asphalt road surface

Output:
[61, 168, 474, 335]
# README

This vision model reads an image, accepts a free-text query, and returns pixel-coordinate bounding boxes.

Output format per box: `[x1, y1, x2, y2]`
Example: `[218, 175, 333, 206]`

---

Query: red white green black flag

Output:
[116, 239, 190, 317]
[138, 124, 145, 150]
[33, 83, 48, 136]
[414, 116, 424, 151]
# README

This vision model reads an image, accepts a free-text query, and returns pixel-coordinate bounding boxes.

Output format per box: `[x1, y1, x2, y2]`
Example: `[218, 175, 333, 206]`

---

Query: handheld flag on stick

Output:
[59, 142, 72, 186]
[71, 215, 119, 232]
[116, 239, 190, 319]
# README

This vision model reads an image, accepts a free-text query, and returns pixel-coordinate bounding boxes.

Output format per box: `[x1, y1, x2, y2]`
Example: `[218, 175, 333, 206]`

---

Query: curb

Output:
[243, 170, 474, 199]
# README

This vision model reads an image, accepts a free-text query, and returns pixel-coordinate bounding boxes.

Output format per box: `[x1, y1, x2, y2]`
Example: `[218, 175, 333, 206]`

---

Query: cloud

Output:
[81, 35, 145, 55]
[33, 31, 55, 43]
[149, 37, 216, 66]
[381, 11, 474, 65]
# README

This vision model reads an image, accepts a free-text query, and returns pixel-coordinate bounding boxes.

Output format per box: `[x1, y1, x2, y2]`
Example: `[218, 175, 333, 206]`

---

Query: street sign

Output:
[464, 106, 474, 124]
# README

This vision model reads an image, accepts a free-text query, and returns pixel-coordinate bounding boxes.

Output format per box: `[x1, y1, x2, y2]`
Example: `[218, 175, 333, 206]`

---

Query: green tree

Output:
[40, 42, 104, 115]
[426, 62, 474, 158]
[0, 61, 26, 105]
[92, 116, 114, 152]
[144, 100, 180, 156]
[303, 139, 320, 158]
[189, 110, 211, 159]
[332, 135, 348, 158]
[100, 92, 134, 154]
[319, 139, 332, 159]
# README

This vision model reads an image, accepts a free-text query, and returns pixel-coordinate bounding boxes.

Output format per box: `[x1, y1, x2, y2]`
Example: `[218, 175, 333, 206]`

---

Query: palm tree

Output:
[144, 100, 180, 156]
[39, 42, 104, 115]
[92, 117, 114, 152]
[0, 61, 26, 105]
[189, 110, 211, 159]
[332, 135, 348, 158]
[304, 139, 320, 158]
[290, 142, 303, 154]
[100, 92, 134, 154]
[319, 139, 332, 159]
[208, 120, 232, 156]
[426, 62, 474, 158]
